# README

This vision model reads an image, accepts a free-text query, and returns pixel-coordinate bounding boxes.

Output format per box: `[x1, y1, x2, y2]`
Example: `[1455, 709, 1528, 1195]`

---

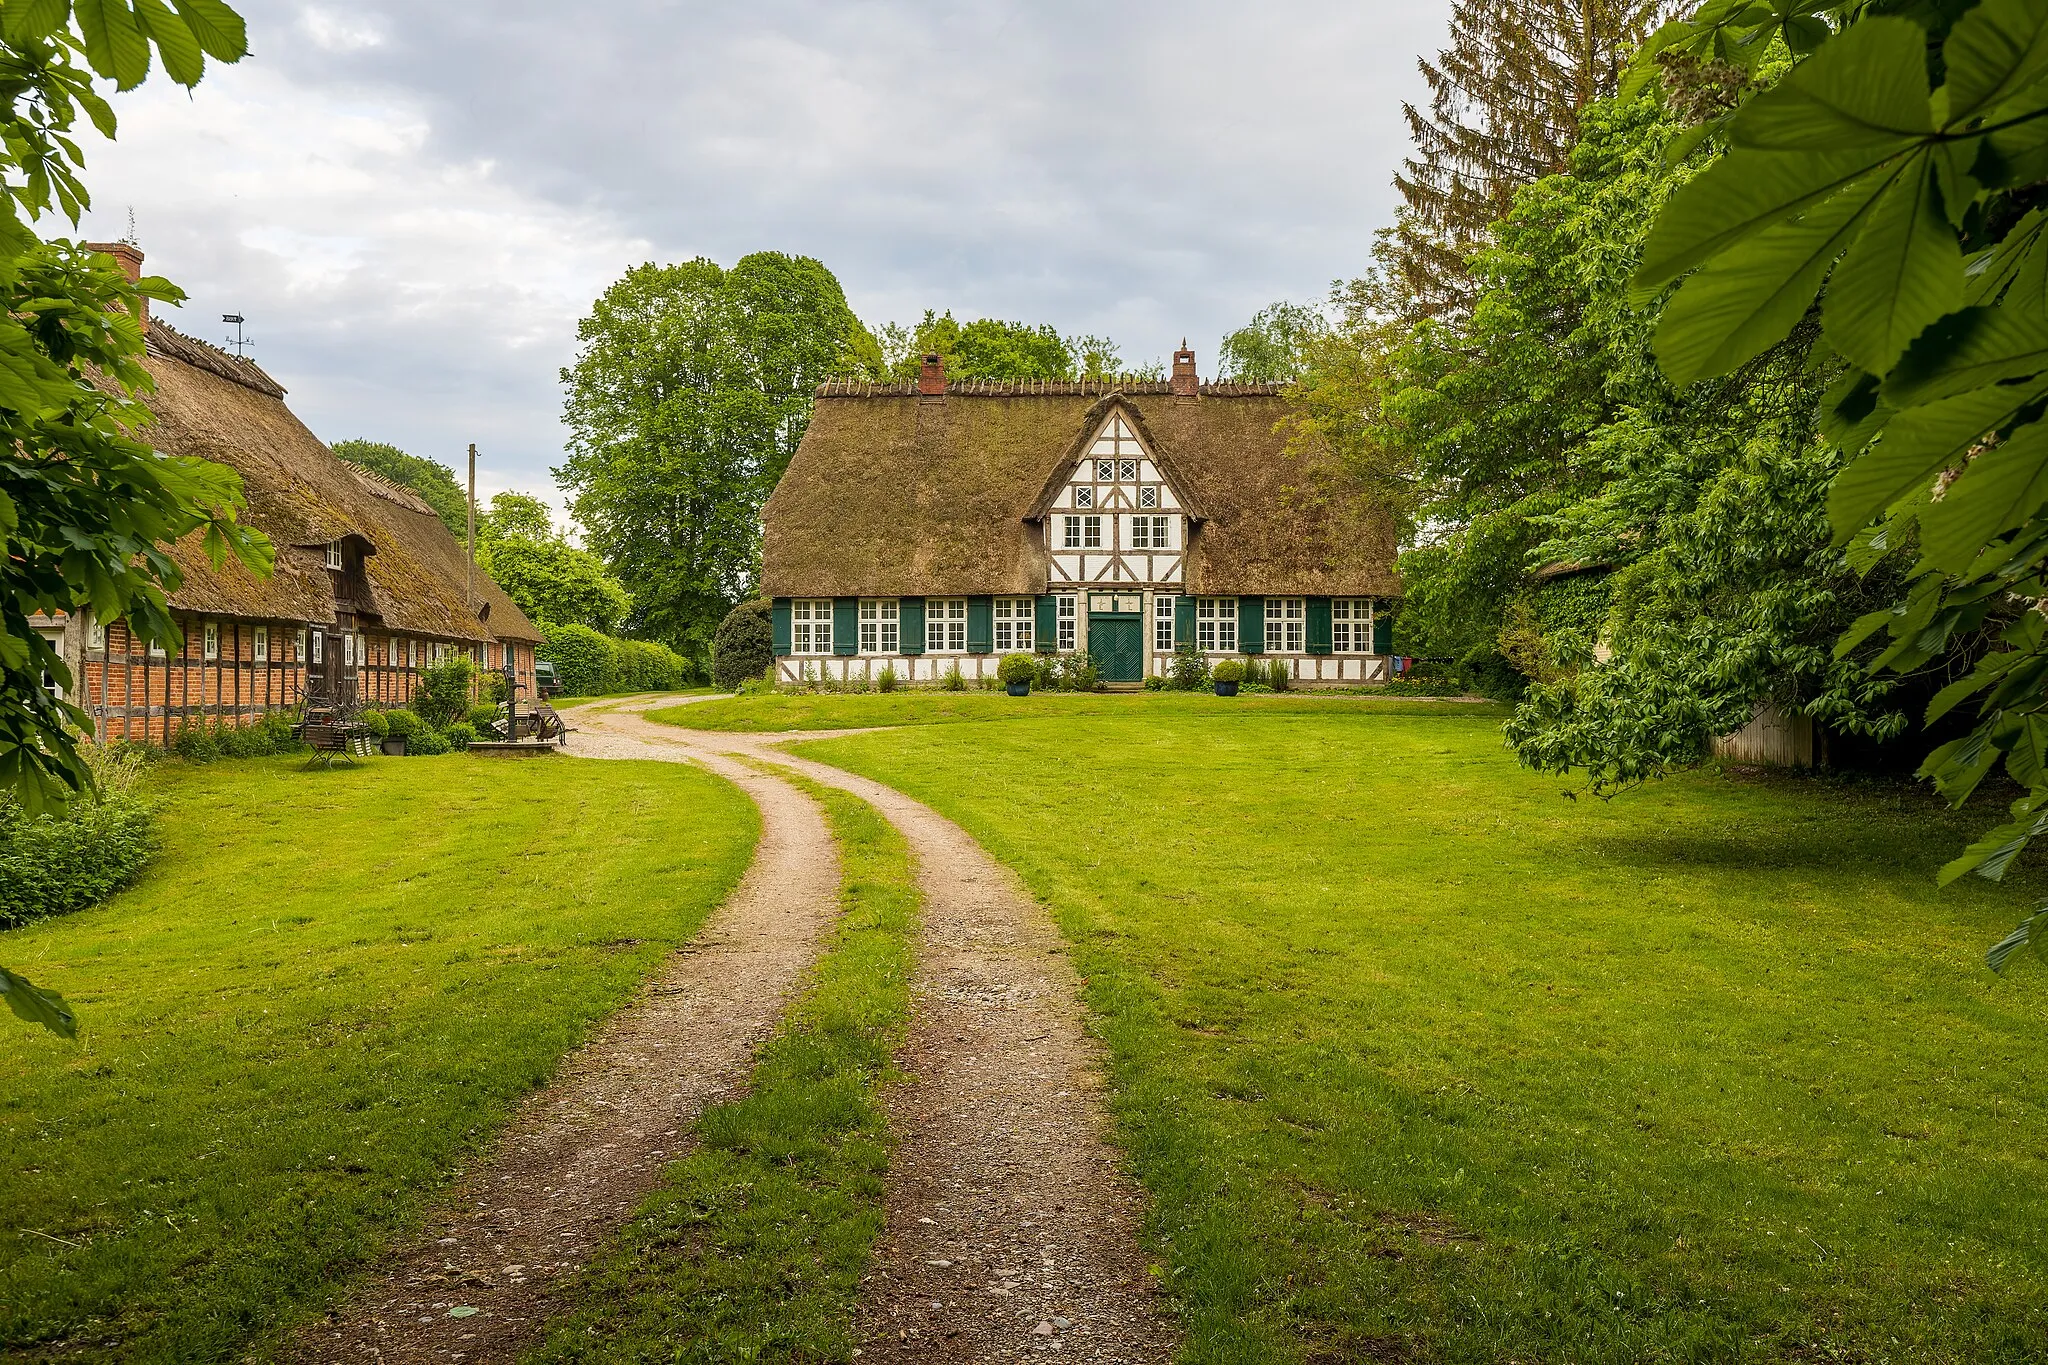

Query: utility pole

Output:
[466, 443, 477, 611]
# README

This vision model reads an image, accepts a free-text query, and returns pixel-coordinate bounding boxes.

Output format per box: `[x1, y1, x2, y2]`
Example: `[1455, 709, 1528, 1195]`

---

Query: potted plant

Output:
[1212, 659, 1246, 697]
[382, 707, 420, 756]
[998, 653, 1036, 697]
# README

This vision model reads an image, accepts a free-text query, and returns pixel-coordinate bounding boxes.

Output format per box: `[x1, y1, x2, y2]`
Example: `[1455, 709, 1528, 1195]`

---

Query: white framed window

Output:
[1118, 458, 1137, 481]
[1057, 595, 1077, 652]
[1332, 598, 1377, 653]
[311, 630, 324, 664]
[1139, 485, 1159, 509]
[1083, 515, 1102, 549]
[1154, 595, 1175, 652]
[791, 599, 833, 654]
[1265, 597, 1305, 653]
[926, 598, 966, 653]
[1130, 515, 1172, 551]
[994, 598, 1034, 652]
[326, 541, 343, 571]
[89, 619, 106, 650]
[1075, 485, 1094, 509]
[1094, 459, 1114, 481]
[344, 633, 358, 667]
[1062, 516, 1083, 550]
[859, 599, 899, 654]
[1197, 598, 1237, 653]
[148, 634, 167, 658]
[253, 625, 269, 663]
[203, 621, 219, 660]
[295, 628, 307, 662]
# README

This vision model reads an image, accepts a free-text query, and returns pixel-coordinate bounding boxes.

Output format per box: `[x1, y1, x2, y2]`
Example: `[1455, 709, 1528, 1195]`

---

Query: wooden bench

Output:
[296, 721, 373, 769]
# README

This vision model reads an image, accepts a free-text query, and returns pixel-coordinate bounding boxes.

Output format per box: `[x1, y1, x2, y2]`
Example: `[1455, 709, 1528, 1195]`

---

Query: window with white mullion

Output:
[1265, 597, 1304, 653]
[1057, 595, 1077, 651]
[1154, 596, 1175, 652]
[1197, 597, 1237, 652]
[858, 599, 899, 654]
[926, 598, 967, 653]
[791, 598, 834, 655]
[993, 598, 1034, 652]
[1331, 598, 1377, 653]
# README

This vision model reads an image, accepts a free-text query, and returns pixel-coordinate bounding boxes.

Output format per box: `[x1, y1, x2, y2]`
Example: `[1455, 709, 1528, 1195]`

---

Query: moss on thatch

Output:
[762, 384, 1400, 598]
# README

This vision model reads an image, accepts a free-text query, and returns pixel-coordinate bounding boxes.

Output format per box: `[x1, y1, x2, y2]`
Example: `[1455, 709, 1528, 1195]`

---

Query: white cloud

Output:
[73, 0, 1455, 521]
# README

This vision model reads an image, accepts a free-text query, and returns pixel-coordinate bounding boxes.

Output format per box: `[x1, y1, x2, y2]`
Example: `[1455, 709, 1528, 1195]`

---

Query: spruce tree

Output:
[1391, 0, 1672, 317]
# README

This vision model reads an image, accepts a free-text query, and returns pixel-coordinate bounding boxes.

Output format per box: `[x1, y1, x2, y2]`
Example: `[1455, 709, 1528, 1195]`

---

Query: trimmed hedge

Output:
[538, 622, 691, 696]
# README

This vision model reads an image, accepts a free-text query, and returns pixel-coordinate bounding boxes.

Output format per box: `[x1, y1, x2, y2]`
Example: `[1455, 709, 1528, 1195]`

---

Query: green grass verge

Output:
[791, 706, 2048, 1365]
[1, 754, 758, 1363]
[526, 772, 917, 1363]
[553, 687, 715, 709]
[650, 688, 1489, 733]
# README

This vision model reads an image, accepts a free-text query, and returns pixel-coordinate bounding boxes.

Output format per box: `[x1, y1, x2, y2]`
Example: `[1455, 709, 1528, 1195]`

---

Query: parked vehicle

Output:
[534, 659, 563, 698]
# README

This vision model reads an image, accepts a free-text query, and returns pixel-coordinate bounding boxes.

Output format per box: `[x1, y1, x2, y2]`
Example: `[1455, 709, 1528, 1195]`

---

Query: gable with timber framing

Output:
[1035, 404, 1192, 588]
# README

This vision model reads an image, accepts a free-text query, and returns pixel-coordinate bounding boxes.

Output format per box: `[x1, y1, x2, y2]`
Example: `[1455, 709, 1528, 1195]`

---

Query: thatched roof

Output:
[763, 381, 1402, 598]
[128, 319, 541, 643]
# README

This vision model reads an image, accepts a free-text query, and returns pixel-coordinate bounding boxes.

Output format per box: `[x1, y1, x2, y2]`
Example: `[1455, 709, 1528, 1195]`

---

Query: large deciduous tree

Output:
[474, 492, 631, 634]
[1618, 0, 2048, 969]
[0, 0, 265, 1037]
[1392, 0, 1675, 317]
[556, 253, 865, 662]
[330, 438, 468, 537]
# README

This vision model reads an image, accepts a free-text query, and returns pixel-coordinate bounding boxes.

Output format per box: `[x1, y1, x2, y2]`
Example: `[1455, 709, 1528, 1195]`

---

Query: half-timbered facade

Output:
[760, 345, 1400, 687]
[35, 243, 542, 744]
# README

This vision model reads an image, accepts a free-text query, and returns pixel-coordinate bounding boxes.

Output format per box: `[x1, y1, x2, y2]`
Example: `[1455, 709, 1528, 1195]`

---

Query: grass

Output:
[650, 688, 1477, 733]
[527, 771, 917, 1364]
[0, 753, 757, 1363]
[788, 703, 2048, 1365]
[553, 687, 715, 709]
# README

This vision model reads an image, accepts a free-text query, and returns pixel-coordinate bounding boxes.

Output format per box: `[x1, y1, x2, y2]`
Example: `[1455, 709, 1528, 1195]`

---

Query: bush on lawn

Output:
[877, 665, 898, 693]
[359, 709, 391, 739]
[467, 703, 500, 729]
[712, 600, 774, 692]
[383, 709, 422, 738]
[1212, 659, 1247, 684]
[1057, 650, 1100, 693]
[444, 722, 478, 751]
[941, 664, 967, 692]
[1168, 643, 1210, 691]
[405, 724, 452, 755]
[416, 657, 476, 728]
[0, 744, 156, 928]
[997, 654, 1036, 686]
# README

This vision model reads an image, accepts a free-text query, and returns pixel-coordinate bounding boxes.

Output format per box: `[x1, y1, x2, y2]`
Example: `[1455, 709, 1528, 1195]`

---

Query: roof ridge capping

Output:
[144, 316, 287, 399]
[813, 377, 1288, 398]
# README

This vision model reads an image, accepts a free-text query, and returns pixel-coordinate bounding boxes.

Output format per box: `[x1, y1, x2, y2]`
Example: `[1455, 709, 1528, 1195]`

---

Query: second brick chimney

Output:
[1171, 339, 1197, 398]
[918, 351, 946, 397]
[83, 240, 147, 329]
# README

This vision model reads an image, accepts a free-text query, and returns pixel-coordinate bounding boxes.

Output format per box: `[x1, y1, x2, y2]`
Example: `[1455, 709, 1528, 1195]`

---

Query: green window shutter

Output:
[1035, 595, 1057, 654]
[898, 598, 925, 654]
[1238, 596, 1265, 653]
[1306, 597, 1332, 655]
[1373, 609, 1392, 656]
[1174, 594, 1195, 648]
[771, 598, 792, 657]
[967, 596, 994, 654]
[833, 597, 858, 655]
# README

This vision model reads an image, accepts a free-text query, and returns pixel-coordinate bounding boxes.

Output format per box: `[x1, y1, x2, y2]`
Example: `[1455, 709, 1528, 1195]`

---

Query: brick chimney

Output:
[83, 240, 147, 329]
[1171, 339, 1197, 398]
[918, 351, 946, 397]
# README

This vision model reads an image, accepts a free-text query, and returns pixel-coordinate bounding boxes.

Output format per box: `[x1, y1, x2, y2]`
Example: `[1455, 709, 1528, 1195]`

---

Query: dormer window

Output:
[326, 541, 343, 570]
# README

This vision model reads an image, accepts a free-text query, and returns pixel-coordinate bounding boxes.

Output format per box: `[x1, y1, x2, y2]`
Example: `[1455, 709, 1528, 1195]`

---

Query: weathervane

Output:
[222, 313, 251, 357]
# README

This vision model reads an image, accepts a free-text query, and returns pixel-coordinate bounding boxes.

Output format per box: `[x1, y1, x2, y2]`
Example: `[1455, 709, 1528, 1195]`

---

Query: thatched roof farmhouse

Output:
[761, 345, 1400, 686]
[37, 243, 541, 743]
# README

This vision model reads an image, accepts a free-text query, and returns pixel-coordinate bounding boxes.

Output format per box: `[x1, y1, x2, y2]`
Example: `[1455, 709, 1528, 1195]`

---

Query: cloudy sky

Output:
[76, 1, 1454, 518]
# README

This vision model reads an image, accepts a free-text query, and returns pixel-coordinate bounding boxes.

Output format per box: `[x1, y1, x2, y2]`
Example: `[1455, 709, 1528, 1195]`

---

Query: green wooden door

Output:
[1091, 616, 1143, 682]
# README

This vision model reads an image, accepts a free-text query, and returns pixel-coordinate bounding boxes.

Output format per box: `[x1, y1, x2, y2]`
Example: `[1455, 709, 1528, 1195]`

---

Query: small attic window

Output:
[326, 541, 343, 571]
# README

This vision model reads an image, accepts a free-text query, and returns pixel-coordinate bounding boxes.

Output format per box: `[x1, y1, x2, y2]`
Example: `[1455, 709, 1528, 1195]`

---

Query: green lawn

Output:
[530, 772, 916, 1363]
[651, 688, 1476, 733]
[790, 703, 2048, 1365]
[0, 754, 757, 1363]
